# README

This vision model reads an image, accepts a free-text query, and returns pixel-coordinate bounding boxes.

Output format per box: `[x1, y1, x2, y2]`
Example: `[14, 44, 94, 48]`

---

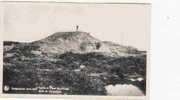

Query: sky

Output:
[3, 2, 150, 50]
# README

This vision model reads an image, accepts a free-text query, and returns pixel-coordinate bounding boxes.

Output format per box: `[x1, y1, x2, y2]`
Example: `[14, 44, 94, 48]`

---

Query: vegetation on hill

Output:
[3, 31, 146, 95]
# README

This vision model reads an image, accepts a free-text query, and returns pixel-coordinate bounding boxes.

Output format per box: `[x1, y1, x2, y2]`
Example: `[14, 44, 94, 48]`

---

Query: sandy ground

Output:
[105, 84, 144, 96]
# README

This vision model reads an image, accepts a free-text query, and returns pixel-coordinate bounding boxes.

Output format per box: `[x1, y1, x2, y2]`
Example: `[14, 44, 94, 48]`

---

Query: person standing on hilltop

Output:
[76, 25, 79, 31]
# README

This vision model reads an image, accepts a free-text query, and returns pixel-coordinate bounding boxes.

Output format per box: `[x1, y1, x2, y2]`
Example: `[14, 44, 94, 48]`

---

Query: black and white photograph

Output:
[1, 2, 150, 98]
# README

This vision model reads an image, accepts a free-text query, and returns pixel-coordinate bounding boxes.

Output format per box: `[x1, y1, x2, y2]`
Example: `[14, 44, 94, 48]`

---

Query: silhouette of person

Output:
[76, 25, 79, 31]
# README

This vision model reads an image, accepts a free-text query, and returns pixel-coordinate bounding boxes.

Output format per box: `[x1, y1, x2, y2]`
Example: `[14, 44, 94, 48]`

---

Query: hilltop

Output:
[4, 31, 142, 57]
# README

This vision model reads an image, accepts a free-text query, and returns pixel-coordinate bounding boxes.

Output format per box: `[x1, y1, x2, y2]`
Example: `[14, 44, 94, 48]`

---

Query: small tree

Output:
[96, 42, 101, 50]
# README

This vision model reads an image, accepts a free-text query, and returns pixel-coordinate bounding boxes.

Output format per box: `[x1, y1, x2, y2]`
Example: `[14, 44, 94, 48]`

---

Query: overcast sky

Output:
[3, 2, 150, 50]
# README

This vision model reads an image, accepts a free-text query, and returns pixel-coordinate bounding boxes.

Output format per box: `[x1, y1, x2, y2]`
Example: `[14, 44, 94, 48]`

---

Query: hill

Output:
[3, 31, 146, 95]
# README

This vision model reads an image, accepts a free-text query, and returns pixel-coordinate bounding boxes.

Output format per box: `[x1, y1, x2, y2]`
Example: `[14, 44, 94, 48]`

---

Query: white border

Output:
[0, 0, 151, 3]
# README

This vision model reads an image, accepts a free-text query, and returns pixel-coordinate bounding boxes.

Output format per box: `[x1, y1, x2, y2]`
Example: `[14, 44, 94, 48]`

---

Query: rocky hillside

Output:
[30, 31, 140, 57]
[3, 31, 146, 95]
[4, 31, 142, 57]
